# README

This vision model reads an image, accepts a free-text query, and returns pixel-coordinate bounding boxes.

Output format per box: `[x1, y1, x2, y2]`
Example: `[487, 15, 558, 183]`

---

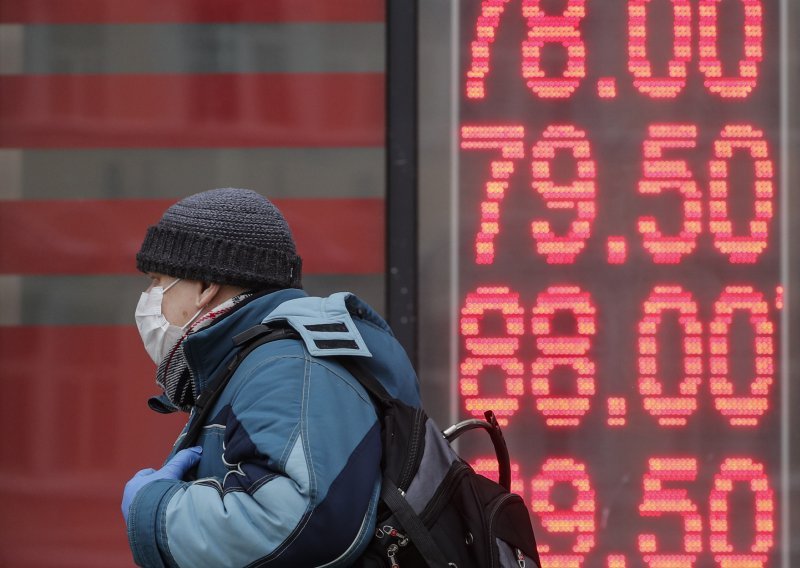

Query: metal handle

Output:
[442, 410, 511, 491]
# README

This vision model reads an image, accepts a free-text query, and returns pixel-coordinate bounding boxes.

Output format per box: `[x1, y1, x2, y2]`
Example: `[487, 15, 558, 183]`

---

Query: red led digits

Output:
[709, 458, 774, 567]
[638, 286, 703, 427]
[709, 125, 774, 264]
[531, 286, 597, 427]
[531, 458, 596, 567]
[638, 457, 702, 568]
[465, 0, 513, 99]
[460, 286, 526, 426]
[628, 0, 691, 98]
[465, 0, 587, 99]
[465, 0, 764, 99]
[635, 123, 774, 264]
[709, 287, 774, 427]
[457, 0, 780, 563]
[530, 125, 597, 264]
[521, 0, 587, 98]
[461, 124, 596, 265]
[698, 0, 763, 98]
[638, 125, 702, 263]
[461, 125, 526, 265]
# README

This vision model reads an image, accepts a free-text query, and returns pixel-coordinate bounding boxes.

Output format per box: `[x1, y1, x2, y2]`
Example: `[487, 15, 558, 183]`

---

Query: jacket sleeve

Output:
[127, 352, 382, 567]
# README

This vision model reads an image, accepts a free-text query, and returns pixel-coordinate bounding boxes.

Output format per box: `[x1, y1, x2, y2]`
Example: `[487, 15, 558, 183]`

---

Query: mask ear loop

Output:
[162, 278, 205, 332]
[162, 278, 182, 293]
[182, 280, 220, 332]
[181, 306, 206, 332]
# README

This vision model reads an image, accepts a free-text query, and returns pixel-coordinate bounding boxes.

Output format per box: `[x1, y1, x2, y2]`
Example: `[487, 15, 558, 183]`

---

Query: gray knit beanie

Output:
[136, 188, 302, 289]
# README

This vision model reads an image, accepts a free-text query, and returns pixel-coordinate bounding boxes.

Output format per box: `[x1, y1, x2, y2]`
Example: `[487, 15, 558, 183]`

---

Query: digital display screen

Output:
[455, 1, 782, 566]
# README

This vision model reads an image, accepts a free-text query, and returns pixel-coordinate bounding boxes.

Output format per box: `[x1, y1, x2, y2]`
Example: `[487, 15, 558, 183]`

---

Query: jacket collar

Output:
[182, 288, 308, 397]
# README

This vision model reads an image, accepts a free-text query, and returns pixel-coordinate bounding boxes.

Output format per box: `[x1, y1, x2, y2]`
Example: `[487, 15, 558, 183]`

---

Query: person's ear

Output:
[197, 282, 220, 309]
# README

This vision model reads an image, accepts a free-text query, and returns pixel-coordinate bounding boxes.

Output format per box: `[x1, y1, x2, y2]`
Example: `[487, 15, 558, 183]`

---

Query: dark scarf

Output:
[155, 293, 253, 412]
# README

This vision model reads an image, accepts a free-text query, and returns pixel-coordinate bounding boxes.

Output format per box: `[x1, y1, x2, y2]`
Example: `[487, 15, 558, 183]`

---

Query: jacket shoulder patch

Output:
[262, 292, 372, 358]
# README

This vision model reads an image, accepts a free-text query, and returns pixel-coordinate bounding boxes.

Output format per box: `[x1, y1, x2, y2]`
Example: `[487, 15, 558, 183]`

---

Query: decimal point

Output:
[607, 397, 627, 427]
[607, 554, 627, 568]
[597, 78, 617, 98]
[607, 236, 627, 264]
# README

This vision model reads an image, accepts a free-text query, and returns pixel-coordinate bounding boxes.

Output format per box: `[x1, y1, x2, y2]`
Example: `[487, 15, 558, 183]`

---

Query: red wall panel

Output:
[0, 74, 384, 149]
[0, 326, 186, 567]
[0, 198, 384, 275]
[0, 0, 384, 24]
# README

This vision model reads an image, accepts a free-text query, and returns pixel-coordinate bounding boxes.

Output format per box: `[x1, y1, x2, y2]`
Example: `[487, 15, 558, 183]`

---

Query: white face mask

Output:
[134, 279, 203, 365]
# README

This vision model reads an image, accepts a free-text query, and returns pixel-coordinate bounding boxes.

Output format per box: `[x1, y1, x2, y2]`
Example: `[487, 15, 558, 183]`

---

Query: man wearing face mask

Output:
[122, 188, 421, 567]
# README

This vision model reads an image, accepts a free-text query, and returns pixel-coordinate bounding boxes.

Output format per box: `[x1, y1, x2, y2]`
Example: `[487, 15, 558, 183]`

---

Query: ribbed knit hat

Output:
[137, 188, 302, 289]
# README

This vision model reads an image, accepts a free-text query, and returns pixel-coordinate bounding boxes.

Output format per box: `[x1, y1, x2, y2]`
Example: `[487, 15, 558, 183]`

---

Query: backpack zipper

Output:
[396, 407, 427, 491]
[487, 492, 525, 568]
[386, 543, 400, 567]
[376, 525, 409, 567]
[515, 547, 527, 568]
[419, 461, 472, 524]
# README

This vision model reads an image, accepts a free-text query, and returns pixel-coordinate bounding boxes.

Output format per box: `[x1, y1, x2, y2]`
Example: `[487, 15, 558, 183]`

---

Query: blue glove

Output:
[122, 446, 203, 524]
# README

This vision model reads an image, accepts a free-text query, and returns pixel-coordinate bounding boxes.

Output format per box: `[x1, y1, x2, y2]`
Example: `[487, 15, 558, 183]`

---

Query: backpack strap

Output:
[380, 478, 451, 568]
[337, 357, 395, 410]
[176, 324, 300, 452]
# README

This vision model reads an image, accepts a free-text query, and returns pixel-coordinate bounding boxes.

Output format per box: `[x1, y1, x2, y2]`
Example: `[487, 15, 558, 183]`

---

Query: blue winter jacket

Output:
[127, 289, 421, 567]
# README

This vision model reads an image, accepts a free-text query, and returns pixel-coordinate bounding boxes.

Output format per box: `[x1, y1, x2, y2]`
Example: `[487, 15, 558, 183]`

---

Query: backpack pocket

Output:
[368, 461, 539, 568]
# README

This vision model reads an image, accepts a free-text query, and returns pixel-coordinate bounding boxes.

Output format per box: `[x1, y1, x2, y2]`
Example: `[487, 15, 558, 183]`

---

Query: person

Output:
[121, 188, 422, 567]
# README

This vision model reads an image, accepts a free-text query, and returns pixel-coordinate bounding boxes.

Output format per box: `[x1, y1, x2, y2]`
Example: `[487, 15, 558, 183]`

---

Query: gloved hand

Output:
[122, 447, 203, 524]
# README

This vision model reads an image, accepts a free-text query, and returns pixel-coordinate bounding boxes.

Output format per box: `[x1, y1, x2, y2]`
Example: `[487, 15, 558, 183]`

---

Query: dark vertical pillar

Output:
[386, 0, 418, 366]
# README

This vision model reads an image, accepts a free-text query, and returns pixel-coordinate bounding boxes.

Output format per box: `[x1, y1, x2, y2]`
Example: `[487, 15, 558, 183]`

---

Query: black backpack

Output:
[178, 324, 542, 568]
